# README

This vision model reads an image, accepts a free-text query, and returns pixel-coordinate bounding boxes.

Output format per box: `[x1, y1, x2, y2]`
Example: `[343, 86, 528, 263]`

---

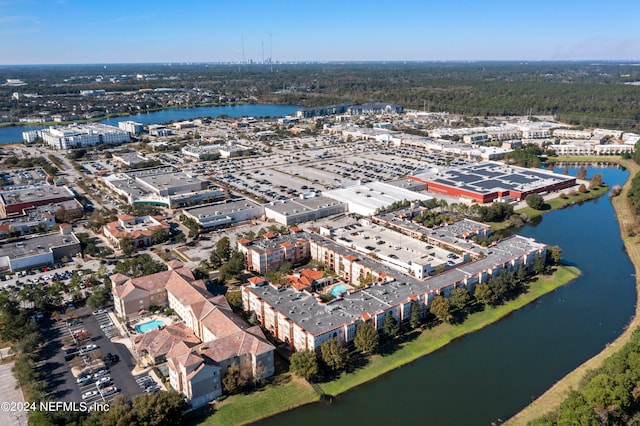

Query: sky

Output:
[1, 0, 640, 65]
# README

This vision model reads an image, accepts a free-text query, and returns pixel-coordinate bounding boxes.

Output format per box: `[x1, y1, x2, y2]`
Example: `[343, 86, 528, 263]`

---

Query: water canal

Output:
[259, 166, 636, 425]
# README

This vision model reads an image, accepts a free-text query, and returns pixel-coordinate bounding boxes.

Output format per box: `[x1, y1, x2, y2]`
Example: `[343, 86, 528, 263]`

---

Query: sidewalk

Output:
[0, 352, 26, 426]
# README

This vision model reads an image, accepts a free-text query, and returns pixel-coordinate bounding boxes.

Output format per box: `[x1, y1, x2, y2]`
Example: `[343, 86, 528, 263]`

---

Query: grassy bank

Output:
[517, 183, 610, 219]
[319, 265, 581, 397]
[507, 157, 640, 425]
[196, 375, 320, 426]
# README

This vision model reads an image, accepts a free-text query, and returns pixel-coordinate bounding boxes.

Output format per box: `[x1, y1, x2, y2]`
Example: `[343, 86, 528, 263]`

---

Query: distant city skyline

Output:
[1, 0, 639, 65]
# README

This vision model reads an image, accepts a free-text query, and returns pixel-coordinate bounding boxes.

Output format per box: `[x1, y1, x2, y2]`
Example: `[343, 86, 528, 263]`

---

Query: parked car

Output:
[95, 377, 112, 388]
[92, 309, 106, 315]
[82, 390, 98, 400]
[79, 344, 97, 355]
[93, 369, 109, 378]
[78, 377, 94, 386]
[101, 386, 119, 396]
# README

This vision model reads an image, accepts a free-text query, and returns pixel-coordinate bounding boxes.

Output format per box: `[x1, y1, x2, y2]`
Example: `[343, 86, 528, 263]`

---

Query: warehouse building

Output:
[323, 182, 432, 216]
[0, 231, 81, 272]
[264, 195, 347, 226]
[182, 198, 264, 230]
[410, 161, 576, 204]
[0, 185, 75, 218]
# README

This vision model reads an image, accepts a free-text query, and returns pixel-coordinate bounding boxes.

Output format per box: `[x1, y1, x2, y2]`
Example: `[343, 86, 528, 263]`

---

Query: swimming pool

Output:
[135, 319, 164, 333]
[330, 284, 348, 298]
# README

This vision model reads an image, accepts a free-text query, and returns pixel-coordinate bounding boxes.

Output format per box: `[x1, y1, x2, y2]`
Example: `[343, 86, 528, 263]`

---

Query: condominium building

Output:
[242, 229, 546, 352]
[118, 121, 144, 135]
[37, 123, 129, 149]
[112, 262, 275, 408]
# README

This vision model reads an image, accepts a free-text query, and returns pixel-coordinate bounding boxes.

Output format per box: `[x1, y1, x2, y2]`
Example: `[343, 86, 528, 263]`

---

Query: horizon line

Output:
[2, 59, 640, 67]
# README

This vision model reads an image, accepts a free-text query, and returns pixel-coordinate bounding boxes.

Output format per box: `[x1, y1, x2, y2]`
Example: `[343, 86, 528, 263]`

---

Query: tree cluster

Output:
[3, 156, 58, 176]
[86, 391, 189, 426]
[113, 254, 167, 278]
[532, 328, 640, 425]
[412, 210, 452, 228]
[525, 193, 546, 210]
[503, 145, 544, 168]
[431, 261, 544, 323]
[477, 202, 514, 222]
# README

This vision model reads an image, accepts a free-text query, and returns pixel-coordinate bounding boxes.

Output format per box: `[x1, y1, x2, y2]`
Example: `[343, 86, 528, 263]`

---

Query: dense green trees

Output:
[119, 237, 135, 256]
[354, 321, 379, 354]
[382, 312, 400, 340]
[532, 328, 640, 425]
[429, 296, 453, 323]
[504, 145, 544, 168]
[409, 301, 422, 329]
[222, 362, 254, 394]
[473, 283, 495, 305]
[627, 172, 640, 215]
[290, 349, 319, 381]
[320, 338, 348, 373]
[114, 254, 167, 278]
[87, 391, 189, 426]
[218, 251, 246, 284]
[525, 193, 545, 210]
[86, 285, 111, 310]
[449, 287, 471, 313]
[216, 236, 231, 261]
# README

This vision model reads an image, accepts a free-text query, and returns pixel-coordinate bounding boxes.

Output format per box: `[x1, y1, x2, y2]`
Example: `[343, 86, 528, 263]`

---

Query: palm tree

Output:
[439, 199, 448, 213]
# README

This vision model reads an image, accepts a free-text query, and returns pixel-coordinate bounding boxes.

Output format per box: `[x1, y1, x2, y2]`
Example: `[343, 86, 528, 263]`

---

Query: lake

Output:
[0, 104, 298, 144]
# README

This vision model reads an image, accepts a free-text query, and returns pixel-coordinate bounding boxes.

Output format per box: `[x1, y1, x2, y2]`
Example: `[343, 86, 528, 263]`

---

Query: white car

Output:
[93, 369, 109, 378]
[101, 386, 119, 396]
[83, 344, 97, 352]
[92, 309, 106, 315]
[100, 323, 114, 329]
[96, 377, 112, 388]
[82, 390, 98, 400]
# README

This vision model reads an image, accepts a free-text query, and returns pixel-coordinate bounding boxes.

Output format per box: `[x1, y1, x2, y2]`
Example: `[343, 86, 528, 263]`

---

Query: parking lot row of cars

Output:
[135, 374, 160, 394]
[65, 309, 123, 404]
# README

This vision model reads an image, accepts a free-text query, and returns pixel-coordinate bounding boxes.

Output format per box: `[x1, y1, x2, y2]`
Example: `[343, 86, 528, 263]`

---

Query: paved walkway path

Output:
[0, 352, 26, 426]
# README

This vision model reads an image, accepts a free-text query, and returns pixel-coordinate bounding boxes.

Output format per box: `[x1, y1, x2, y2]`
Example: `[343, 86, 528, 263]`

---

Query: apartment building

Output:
[242, 231, 546, 352]
[237, 231, 311, 274]
[112, 261, 275, 409]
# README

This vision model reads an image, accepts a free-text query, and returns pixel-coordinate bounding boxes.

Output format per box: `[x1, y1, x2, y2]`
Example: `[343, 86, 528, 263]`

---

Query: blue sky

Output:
[1, 0, 639, 65]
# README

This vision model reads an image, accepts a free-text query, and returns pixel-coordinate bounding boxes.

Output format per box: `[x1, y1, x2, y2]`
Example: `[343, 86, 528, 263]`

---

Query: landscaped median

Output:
[318, 265, 581, 397]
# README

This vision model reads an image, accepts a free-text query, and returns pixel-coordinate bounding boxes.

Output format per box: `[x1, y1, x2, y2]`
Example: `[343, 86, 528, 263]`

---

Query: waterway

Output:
[0, 104, 298, 144]
[259, 166, 636, 426]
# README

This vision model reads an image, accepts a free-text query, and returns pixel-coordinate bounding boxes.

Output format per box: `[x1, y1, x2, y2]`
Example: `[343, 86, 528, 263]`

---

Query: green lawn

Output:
[196, 375, 320, 426]
[318, 265, 581, 396]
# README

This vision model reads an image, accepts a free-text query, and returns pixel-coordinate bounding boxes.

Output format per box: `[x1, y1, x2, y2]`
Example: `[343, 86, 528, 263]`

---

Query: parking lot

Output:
[41, 305, 149, 406]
